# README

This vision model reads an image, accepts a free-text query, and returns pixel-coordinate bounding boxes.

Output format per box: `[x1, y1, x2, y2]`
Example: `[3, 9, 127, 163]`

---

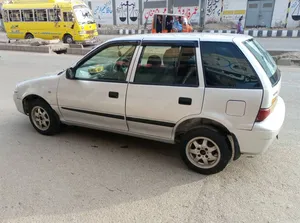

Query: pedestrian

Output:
[166, 16, 173, 33]
[156, 15, 162, 33]
[173, 16, 182, 32]
[237, 16, 243, 34]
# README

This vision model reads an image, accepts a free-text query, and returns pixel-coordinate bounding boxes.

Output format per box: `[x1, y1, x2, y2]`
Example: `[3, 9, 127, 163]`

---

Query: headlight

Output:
[14, 84, 19, 94]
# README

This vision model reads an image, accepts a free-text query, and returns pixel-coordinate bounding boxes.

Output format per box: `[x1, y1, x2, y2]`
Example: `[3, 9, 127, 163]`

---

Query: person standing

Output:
[166, 16, 173, 33]
[237, 16, 244, 34]
[156, 15, 162, 33]
[173, 16, 183, 32]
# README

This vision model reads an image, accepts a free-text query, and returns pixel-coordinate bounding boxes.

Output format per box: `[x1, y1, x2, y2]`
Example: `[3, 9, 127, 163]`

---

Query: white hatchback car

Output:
[13, 33, 285, 175]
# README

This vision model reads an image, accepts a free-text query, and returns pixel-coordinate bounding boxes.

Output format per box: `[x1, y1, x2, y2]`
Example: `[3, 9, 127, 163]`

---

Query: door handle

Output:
[178, 97, 192, 105]
[109, 91, 119, 98]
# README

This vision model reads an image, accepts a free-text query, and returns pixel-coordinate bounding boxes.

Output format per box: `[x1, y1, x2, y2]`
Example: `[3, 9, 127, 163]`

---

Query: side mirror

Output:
[66, 68, 75, 79]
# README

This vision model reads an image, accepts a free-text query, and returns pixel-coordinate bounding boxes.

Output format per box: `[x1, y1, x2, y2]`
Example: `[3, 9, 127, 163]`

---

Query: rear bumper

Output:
[234, 96, 285, 155]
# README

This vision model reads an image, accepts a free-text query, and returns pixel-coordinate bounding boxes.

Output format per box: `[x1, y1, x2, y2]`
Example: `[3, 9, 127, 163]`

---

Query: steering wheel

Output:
[113, 58, 130, 73]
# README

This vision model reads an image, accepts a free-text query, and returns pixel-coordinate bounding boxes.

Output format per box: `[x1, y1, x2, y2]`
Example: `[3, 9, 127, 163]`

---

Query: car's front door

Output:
[126, 40, 205, 140]
[57, 41, 139, 131]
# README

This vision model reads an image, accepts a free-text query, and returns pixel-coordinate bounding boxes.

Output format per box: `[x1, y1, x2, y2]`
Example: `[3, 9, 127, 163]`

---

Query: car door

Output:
[57, 40, 139, 131]
[125, 40, 205, 140]
[199, 41, 263, 131]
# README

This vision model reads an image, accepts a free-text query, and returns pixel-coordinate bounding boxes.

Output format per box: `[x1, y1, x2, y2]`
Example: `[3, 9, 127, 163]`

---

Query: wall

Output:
[92, 0, 113, 25]
[204, 0, 246, 25]
[143, 7, 167, 24]
[222, 0, 246, 25]
[173, 6, 200, 24]
[115, 0, 139, 25]
[204, 0, 222, 23]
[272, 0, 300, 28]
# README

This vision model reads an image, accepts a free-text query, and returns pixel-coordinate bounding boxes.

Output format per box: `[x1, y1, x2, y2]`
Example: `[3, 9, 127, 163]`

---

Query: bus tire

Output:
[63, 34, 74, 44]
[25, 33, 34, 39]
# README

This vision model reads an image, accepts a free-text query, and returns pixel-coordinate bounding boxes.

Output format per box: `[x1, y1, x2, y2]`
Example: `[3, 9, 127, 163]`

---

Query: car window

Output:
[75, 44, 136, 82]
[243, 39, 279, 87]
[133, 45, 199, 86]
[200, 41, 261, 89]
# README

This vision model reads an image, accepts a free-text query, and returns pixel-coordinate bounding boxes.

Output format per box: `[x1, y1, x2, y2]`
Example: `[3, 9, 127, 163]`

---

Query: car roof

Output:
[108, 33, 252, 43]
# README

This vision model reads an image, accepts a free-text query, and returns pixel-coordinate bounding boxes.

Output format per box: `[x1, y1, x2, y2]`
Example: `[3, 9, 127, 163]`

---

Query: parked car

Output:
[13, 33, 285, 175]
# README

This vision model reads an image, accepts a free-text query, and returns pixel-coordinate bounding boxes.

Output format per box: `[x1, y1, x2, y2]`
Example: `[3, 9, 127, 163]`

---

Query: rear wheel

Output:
[63, 34, 74, 44]
[25, 33, 34, 39]
[180, 127, 232, 175]
[28, 99, 61, 135]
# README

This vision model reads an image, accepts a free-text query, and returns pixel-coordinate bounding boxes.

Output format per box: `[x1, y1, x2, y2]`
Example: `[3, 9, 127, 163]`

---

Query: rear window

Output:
[243, 39, 280, 86]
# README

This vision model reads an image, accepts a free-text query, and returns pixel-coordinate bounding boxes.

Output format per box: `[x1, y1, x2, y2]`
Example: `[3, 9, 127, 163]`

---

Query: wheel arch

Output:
[173, 117, 241, 160]
[25, 32, 34, 38]
[22, 94, 52, 115]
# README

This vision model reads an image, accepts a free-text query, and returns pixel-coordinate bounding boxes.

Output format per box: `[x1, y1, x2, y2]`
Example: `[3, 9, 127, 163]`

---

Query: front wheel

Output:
[63, 34, 74, 44]
[180, 127, 232, 175]
[28, 99, 61, 135]
[25, 33, 34, 39]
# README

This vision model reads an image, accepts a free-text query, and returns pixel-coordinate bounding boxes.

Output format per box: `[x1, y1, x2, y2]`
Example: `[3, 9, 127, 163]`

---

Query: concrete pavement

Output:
[0, 51, 300, 222]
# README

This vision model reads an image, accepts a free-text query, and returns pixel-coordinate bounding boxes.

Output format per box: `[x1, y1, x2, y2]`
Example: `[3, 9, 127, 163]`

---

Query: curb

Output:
[98, 29, 300, 37]
[0, 43, 51, 53]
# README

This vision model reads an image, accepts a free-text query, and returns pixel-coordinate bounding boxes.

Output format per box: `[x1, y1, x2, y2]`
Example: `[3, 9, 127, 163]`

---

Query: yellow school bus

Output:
[1, 0, 98, 44]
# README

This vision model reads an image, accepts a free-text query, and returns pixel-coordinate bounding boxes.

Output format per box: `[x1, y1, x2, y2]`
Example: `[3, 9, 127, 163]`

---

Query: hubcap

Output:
[186, 137, 221, 169]
[66, 37, 73, 43]
[31, 106, 50, 131]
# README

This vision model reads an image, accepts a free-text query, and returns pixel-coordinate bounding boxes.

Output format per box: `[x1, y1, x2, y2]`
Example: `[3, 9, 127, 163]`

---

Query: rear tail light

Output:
[256, 108, 271, 122]
[255, 97, 277, 122]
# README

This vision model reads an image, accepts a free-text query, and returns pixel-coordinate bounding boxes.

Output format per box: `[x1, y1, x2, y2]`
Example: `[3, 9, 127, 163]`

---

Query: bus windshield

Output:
[73, 5, 95, 24]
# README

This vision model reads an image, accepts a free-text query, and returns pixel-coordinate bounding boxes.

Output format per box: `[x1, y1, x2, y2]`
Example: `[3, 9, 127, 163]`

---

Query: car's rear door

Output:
[199, 41, 264, 131]
[125, 40, 205, 141]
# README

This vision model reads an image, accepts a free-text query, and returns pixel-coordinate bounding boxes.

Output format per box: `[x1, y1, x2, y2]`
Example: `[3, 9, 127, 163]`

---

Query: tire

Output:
[180, 127, 232, 175]
[63, 34, 73, 44]
[25, 33, 34, 39]
[28, 99, 61, 136]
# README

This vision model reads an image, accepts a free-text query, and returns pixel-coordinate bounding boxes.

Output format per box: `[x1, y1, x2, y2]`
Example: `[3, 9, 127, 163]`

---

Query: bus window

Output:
[63, 12, 74, 22]
[34, 9, 47, 21]
[3, 10, 9, 22]
[9, 10, 21, 21]
[48, 9, 61, 22]
[21, 9, 34, 22]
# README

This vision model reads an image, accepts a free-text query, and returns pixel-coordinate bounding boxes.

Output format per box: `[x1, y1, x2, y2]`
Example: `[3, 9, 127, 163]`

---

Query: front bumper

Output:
[78, 35, 101, 46]
[13, 92, 24, 114]
[234, 96, 286, 155]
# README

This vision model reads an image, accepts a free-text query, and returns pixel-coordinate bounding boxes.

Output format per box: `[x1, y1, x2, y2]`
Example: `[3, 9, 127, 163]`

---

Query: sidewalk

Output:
[98, 28, 300, 38]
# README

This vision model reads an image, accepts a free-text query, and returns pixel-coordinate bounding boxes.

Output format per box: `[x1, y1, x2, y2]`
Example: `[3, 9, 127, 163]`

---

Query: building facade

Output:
[89, 0, 300, 28]
[0, 0, 299, 28]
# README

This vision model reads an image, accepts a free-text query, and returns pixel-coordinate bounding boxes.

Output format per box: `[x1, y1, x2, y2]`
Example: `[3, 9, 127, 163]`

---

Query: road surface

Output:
[0, 51, 300, 223]
[1, 31, 300, 51]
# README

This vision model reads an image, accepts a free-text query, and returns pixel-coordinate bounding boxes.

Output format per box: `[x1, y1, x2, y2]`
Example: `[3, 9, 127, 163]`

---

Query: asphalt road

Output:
[0, 51, 300, 223]
[1, 31, 300, 51]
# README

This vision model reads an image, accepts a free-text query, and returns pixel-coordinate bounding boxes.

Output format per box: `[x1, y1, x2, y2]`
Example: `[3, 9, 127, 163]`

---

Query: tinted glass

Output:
[243, 39, 279, 86]
[134, 45, 199, 86]
[201, 41, 261, 89]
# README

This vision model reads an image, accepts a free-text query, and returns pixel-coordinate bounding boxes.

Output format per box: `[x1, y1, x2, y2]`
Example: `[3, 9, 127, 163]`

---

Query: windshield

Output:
[73, 5, 95, 24]
[243, 39, 280, 86]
